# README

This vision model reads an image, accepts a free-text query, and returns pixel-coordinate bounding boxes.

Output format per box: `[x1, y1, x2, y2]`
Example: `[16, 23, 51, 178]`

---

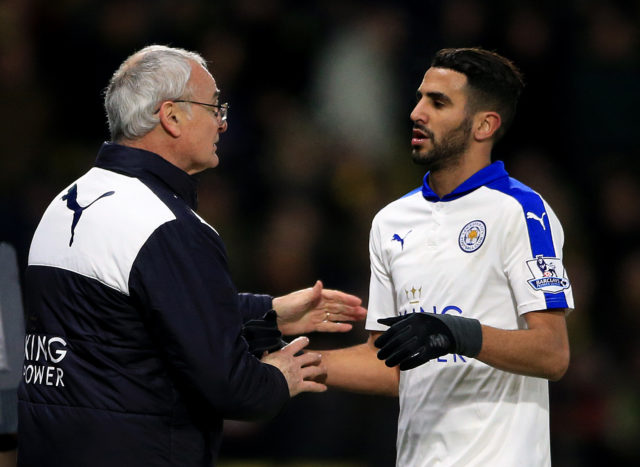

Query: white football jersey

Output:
[366, 161, 573, 466]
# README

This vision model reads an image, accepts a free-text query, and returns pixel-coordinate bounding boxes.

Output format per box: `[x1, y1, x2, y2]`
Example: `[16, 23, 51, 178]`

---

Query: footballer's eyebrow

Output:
[415, 90, 453, 105]
[426, 91, 452, 105]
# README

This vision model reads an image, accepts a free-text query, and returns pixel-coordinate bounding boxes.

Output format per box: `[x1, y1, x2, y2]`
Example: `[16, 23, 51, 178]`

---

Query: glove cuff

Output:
[438, 314, 483, 358]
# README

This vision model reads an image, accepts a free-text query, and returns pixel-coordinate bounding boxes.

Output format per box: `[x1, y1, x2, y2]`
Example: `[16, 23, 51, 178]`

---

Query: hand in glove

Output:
[375, 313, 482, 370]
[242, 309, 287, 358]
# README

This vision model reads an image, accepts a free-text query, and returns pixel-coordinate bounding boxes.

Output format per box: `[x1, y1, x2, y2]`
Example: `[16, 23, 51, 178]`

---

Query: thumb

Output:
[378, 315, 407, 327]
[281, 336, 310, 355]
[304, 280, 323, 308]
[310, 280, 323, 298]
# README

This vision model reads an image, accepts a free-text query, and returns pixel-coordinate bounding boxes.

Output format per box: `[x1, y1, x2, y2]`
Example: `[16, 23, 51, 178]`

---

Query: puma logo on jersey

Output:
[62, 184, 115, 246]
[392, 230, 412, 250]
[526, 211, 547, 230]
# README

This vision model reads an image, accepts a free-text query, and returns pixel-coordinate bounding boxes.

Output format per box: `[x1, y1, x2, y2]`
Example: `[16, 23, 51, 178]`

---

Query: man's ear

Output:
[157, 101, 182, 138]
[474, 111, 501, 142]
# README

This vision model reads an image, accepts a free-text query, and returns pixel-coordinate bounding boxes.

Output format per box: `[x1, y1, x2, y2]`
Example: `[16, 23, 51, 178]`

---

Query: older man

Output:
[18, 45, 365, 467]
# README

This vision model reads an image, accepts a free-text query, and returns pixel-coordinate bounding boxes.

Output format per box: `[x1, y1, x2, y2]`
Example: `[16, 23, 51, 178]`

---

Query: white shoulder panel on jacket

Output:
[29, 168, 176, 295]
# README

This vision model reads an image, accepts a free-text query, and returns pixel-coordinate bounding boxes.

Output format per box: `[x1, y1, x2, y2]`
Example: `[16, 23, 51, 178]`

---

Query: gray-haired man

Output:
[18, 45, 366, 467]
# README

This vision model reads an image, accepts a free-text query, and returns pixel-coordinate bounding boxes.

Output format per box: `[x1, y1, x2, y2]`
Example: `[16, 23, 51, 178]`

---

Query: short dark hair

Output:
[431, 47, 524, 141]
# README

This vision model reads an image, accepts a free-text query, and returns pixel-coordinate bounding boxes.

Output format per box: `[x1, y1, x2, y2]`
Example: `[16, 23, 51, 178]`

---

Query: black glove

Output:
[242, 309, 287, 358]
[375, 313, 482, 370]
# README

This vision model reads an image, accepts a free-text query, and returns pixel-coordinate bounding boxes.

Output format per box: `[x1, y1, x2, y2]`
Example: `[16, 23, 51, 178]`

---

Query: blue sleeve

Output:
[128, 219, 289, 421]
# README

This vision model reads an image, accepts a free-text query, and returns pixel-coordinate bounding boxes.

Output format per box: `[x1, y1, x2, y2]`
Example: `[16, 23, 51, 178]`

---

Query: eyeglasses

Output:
[173, 99, 229, 122]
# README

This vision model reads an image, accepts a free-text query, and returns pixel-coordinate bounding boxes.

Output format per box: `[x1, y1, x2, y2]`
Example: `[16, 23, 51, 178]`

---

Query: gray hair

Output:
[104, 45, 208, 141]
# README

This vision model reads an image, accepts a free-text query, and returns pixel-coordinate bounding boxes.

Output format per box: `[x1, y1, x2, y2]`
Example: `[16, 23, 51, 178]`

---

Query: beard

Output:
[411, 116, 473, 171]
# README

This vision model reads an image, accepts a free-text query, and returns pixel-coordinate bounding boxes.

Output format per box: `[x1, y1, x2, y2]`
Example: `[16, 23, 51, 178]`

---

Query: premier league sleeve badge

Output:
[526, 255, 571, 293]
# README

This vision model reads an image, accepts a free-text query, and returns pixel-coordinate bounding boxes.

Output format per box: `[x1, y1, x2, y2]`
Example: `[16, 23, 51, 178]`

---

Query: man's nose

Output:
[410, 104, 427, 124]
[218, 120, 228, 133]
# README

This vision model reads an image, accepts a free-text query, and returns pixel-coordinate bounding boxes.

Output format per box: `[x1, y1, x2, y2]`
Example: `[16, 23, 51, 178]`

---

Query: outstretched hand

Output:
[262, 336, 327, 397]
[272, 280, 367, 336]
[375, 313, 482, 370]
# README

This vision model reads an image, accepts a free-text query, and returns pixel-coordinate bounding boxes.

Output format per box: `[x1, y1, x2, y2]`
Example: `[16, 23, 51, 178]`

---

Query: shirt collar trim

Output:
[421, 160, 508, 202]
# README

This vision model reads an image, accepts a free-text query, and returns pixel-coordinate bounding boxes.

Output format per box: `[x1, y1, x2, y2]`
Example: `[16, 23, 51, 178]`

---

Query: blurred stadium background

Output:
[1, 0, 639, 466]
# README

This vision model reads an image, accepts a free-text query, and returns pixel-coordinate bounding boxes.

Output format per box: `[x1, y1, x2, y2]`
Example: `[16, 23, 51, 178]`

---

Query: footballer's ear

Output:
[157, 101, 182, 138]
[474, 111, 501, 142]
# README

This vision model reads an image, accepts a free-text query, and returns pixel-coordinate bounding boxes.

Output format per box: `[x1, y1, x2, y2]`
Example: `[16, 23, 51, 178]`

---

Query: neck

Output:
[428, 149, 491, 198]
[119, 132, 187, 173]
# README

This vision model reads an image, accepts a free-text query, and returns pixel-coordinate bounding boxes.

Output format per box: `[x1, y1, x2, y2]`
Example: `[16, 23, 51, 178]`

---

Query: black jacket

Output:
[18, 143, 289, 466]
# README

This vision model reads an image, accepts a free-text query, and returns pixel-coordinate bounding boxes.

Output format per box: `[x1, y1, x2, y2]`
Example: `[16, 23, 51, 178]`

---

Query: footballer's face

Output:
[409, 67, 474, 171]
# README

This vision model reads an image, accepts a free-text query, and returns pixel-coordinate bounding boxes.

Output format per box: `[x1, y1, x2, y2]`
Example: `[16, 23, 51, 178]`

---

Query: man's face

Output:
[179, 62, 228, 174]
[410, 67, 474, 171]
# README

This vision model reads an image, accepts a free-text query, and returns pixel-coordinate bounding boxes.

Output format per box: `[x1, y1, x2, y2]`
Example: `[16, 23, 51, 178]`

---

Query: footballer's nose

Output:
[410, 103, 428, 125]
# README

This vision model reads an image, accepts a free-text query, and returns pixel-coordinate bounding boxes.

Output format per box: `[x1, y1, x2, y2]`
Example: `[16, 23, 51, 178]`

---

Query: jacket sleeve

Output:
[128, 218, 289, 421]
[237, 293, 273, 322]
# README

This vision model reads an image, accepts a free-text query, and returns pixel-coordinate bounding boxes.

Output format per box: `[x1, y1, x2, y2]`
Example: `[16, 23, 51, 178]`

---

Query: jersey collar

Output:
[421, 160, 509, 202]
[95, 142, 199, 210]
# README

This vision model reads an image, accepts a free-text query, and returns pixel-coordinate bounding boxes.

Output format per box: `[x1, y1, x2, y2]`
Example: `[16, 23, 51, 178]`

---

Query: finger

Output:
[373, 331, 406, 358]
[321, 289, 363, 306]
[373, 331, 389, 349]
[376, 326, 412, 358]
[298, 380, 328, 393]
[398, 348, 428, 371]
[322, 306, 367, 322]
[296, 280, 323, 311]
[314, 321, 354, 333]
[383, 337, 419, 367]
[282, 336, 309, 355]
[296, 351, 322, 367]
[309, 280, 323, 301]
[377, 315, 407, 327]
[301, 363, 327, 381]
[374, 322, 410, 349]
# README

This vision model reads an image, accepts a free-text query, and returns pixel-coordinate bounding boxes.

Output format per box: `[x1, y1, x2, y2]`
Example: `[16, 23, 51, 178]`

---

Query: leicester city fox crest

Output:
[526, 255, 571, 293]
[458, 220, 486, 253]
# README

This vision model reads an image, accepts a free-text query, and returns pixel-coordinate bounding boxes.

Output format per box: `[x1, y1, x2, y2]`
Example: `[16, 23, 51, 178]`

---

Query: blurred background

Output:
[1, 0, 639, 465]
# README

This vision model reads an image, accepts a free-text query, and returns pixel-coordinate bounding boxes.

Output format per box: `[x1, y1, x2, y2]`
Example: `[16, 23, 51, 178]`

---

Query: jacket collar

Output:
[421, 160, 509, 202]
[95, 142, 199, 210]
